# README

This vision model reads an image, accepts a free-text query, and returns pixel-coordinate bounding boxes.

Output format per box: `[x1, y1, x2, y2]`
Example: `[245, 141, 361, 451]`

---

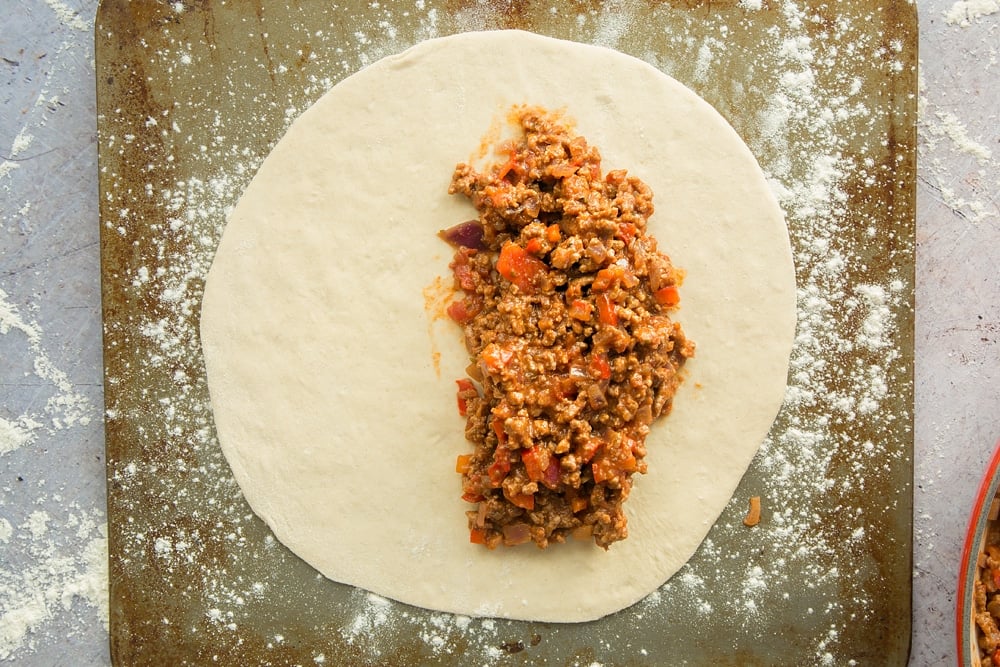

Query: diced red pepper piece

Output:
[616, 222, 637, 245]
[461, 490, 484, 503]
[546, 224, 561, 243]
[577, 437, 602, 463]
[488, 436, 511, 487]
[654, 285, 680, 307]
[496, 242, 547, 294]
[592, 266, 618, 291]
[491, 415, 507, 446]
[568, 137, 588, 163]
[470, 527, 487, 544]
[591, 436, 639, 483]
[487, 187, 507, 209]
[506, 490, 535, 511]
[455, 378, 476, 416]
[592, 265, 635, 291]
[605, 169, 626, 185]
[481, 343, 514, 374]
[543, 457, 561, 488]
[596, 293, 618, 326]
[568, 299, 593, 321]
[589, 353, 611, 380]
[497, 158, 516, 181]
[496, 141, 519, 182]
[453, 262, 476, 291]
[525, 237, 544, 255]
[446, 299, 475, 324]
[521, 446, 550, 483]
[487, 459, 509, 487]
[455, 453, 473, 474]
[591, 455, 615, 484]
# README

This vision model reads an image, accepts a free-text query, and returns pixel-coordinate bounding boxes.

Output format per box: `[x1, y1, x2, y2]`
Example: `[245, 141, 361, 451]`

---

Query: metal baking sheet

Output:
[97, 1, 916, 664]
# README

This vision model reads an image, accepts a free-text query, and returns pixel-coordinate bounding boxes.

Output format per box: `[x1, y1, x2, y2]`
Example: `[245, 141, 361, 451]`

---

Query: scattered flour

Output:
[0, 128, 34, 181]
[0, 506, 108, 660]
[943, 0, 1000, 26]
[917, 7, 1000, 224]
[590, 0, 633, 48]
[10, 128, 34, 157]
[929, 110, 992, 164]
[42, 0, 91, 31]
[0, 288, 106, 661]
[0, 417, 41, 455]
[0, 287, 93, 444]
[1, 1, 108, 662]
[96, 0, 914, 664]
[910, 6, 999, 661]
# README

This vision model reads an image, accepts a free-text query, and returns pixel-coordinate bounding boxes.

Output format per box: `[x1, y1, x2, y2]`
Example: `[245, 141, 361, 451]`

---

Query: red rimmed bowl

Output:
[958, 439, 1000, 666]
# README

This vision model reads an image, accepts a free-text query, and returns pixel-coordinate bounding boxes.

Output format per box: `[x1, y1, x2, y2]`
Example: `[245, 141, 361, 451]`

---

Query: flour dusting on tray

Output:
[100, 0, 913, 662]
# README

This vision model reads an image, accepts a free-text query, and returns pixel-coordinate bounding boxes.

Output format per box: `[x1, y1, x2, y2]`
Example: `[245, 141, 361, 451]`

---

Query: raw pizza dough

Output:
[200, 30, 796, 623]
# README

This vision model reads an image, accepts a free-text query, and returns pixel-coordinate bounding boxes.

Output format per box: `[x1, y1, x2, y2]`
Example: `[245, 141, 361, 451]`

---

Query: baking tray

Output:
[97, 1, 916, 664]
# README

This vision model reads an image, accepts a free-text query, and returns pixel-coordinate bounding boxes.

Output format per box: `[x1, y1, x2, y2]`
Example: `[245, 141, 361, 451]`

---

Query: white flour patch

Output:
[0, 127, 35, 178]
[42, 0, 91, 31]
[0, 160, 17, 180]
[0, 289, 41, 342]
[918, 70, 1000, 223]
[0, 506, 108, 660]
[10, 128, 34, 156]
[0, 286, 105, 661]
[1, 1, 107, 661]
[0, 127, 35, 181]
[0, 418, 42, 455]
[0, 288, 93, 442]
[591, 0, 634, 49]
[943, 0, 1000, 26]
[930, 111, 993, 164]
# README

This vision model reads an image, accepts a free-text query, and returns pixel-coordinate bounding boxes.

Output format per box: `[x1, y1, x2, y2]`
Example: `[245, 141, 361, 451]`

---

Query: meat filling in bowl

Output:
[976, 539, 1000, 664]
[441, 106, 695, 550]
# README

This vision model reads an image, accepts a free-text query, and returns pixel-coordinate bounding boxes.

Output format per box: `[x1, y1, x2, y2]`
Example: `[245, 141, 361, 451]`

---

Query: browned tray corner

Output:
[97, 1, 916, 664]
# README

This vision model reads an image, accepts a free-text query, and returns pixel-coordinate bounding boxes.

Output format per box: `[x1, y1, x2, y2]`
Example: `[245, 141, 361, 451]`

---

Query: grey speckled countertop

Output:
[1, 0, 998, 665]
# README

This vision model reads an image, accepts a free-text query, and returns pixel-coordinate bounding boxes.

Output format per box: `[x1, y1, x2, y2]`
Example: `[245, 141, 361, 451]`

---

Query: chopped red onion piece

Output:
[439, 220, 486, 250]
[502, 522, 532, 546]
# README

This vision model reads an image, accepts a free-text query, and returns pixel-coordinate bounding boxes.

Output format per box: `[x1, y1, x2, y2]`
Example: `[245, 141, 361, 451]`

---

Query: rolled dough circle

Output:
[200, 30, 795, 623]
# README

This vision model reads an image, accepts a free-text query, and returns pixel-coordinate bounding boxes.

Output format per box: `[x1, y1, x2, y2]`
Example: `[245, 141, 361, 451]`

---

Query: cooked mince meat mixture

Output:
[976, 539, 1000, 663]
[441, 106, 695, 550]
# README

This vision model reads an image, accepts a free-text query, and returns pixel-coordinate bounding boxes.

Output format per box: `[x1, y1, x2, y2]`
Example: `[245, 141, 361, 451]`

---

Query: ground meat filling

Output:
[976, 543, 1000, 664]
[442, 106, 695, 550]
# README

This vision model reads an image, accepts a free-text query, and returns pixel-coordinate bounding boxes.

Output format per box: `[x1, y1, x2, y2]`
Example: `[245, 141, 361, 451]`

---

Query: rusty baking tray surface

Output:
[97, 1, 916, 664]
